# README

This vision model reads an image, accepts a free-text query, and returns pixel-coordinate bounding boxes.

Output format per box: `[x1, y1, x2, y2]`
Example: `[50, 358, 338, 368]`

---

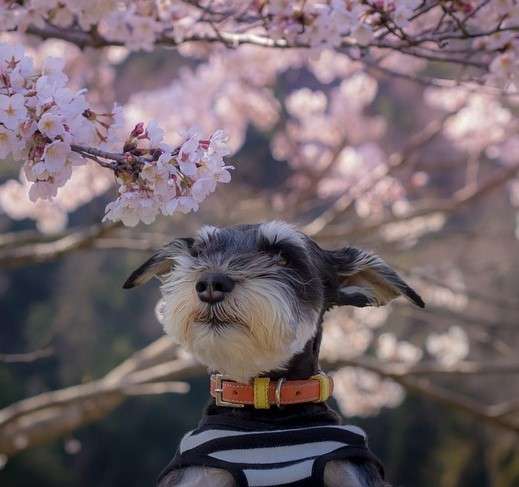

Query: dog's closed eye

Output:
[257, 238, 306, 268]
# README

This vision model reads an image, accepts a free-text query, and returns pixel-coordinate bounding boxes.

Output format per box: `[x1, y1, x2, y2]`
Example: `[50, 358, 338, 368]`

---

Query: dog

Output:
[124, 221, 424, 486]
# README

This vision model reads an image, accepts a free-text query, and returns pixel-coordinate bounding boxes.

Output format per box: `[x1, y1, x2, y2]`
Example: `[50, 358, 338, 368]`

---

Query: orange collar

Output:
[210, 372, 333, 409]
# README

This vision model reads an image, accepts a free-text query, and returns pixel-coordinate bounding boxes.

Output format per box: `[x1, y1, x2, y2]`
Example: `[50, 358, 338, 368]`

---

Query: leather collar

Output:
[210, 372, 333, 409]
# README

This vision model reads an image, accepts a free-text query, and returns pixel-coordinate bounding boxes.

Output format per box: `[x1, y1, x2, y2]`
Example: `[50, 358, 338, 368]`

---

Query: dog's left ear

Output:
[123, 237, 194, 289]
[325, 246, 424, 308]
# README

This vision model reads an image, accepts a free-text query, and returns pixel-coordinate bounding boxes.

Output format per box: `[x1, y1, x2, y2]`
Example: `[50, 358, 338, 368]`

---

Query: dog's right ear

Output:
[316, 244, 424, 309]
[123, 238, 194, 289]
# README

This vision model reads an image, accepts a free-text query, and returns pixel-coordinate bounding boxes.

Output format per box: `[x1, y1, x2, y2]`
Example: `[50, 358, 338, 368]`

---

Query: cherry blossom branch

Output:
[0, 228, 73, 248]
[0, 43, 233, 229]
[301, 109, 459, 236]
[316, 157, 519, 241]
[398, 305, 514, 358]
[324, 358, 519, 435]
[17, 0, 519, 88]
[22, 21, 513, 67]
[489, 399, 519, 418]
[399, 296, 518, 331]
[25, 24, 292, 50]
[398, 267, 519, 312]
[394, 361, 519, 377]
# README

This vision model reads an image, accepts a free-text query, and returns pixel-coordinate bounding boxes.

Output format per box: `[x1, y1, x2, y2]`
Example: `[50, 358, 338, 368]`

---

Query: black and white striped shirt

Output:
[158, 421, 383, 486]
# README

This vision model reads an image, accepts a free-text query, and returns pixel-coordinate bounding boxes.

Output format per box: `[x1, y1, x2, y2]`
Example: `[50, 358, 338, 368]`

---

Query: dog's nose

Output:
[195, 273, 235, 304]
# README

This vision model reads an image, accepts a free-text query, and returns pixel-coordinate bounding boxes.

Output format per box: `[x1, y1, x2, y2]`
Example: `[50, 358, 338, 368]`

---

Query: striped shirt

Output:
[158, 422, 383, 486]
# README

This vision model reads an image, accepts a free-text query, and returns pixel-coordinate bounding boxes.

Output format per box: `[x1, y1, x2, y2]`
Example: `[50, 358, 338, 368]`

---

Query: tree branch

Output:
[0, 337, 204, 457]
[381, 361, 519, 377]
[23, 17, 516, 77]
[0, 222, 121, 268]
[0, 347, 53, 364]
[324, 358, 519, 434]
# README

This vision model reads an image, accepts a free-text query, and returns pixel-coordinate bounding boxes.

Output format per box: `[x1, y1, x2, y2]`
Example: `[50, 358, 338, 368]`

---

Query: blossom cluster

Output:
[261, 0, 422, 47]
[0, 42, 232, 227]
[0, 43, 123, 199]
[426, 326, 469, 367]
[0, 0, 204, 52]
[261, 0, 519, 88]
[1, 0, 519, 89]
[333, 366, 404, 417]
[320, 292, 473, 415]
[103, 124, 232, 226]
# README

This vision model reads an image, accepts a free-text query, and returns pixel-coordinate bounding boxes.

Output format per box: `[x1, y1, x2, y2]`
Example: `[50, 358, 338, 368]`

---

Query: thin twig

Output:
[0, 347, 54, 364]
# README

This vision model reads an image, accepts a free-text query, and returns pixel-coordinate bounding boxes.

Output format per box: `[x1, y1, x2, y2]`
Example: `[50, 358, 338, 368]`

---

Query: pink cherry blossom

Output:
[0, 93, 27, 130]
[43, 140, 70, 173]
[28, 179, 60, 202]
[0, 125, 18, 158]
[426, 327, 469, 367]
[146, 120, 164, 146]
[103, 190, 159, 227]
[38, 112, 65, 139]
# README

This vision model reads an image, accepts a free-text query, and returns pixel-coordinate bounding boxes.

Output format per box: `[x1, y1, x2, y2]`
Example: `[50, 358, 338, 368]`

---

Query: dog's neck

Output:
[203, 315, 339, 426]
[266, 324, 323, 380]
[263, 308, 326, 380]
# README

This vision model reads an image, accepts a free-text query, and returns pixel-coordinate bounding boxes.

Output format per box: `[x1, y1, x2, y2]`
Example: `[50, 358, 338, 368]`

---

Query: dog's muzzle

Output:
[210, 372, 333, 409]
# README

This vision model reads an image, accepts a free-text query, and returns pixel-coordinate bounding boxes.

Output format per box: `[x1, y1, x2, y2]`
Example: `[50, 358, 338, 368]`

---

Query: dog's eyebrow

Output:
[258, 221, 306, 249]
[198, 225, 219, 242]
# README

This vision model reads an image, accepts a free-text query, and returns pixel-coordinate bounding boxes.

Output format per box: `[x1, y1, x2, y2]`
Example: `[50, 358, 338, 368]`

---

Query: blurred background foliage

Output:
[1, 44, 519, 487]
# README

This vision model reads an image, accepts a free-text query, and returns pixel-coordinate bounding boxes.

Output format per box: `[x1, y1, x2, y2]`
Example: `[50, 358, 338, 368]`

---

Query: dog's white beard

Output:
[157, 272, 318, 382]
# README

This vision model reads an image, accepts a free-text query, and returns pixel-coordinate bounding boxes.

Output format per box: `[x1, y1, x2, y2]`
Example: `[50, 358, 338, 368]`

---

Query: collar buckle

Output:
[213, 373, 245, 408]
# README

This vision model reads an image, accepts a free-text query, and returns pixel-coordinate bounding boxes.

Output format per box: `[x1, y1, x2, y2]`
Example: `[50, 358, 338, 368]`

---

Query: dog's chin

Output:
[182, 318, 289, 381]
[192, 318, 242, 332]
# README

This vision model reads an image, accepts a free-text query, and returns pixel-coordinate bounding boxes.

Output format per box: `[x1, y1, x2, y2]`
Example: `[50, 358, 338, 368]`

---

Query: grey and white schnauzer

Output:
[124, 221, 424, 487]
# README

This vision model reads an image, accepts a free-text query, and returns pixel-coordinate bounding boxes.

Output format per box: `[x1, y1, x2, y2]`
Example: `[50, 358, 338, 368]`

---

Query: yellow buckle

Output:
[311, 372, 332, 402]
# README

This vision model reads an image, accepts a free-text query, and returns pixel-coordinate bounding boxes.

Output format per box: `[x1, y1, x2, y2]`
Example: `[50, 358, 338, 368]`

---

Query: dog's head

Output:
[124, 221, 424, 381]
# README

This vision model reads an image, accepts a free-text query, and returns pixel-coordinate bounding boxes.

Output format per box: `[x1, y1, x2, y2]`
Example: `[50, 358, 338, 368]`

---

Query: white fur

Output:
[198, 225, 219, 241]
[156, 253, 317, 382]
[258, 221, 306, 249]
